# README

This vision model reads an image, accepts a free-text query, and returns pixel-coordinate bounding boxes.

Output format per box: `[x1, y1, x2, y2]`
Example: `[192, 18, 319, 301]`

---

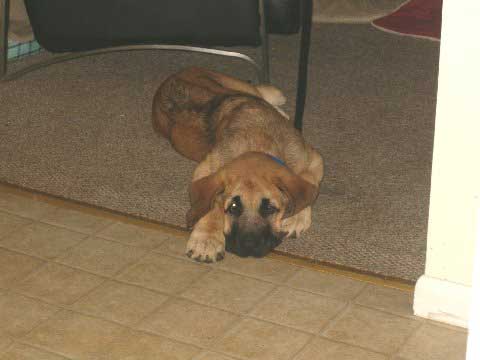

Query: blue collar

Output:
[266, 154, 286, 167]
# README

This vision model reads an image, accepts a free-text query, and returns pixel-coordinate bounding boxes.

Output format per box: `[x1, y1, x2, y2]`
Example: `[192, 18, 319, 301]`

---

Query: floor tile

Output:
[56, 237, 147, 276]
[98, 328, 200, 360]
[0, 212, 32, 239]
[0, 291, 59, 338]
[14, 262, 106, 305]
[98, 221, 167, 249]
[153, 233, 189, 258]
[116, 253, 210, 294]
[0, 248, 45, 289]
[285, 268, 366, 300]
[0, 222, 87, 260]
[250, 287, 346, 333]
[71, 280, 168, 326]
[214, 255, 300, 283]
[181, 271, 276, 313]
[0, 192, 57, 220]
[138, 298, 239, 347]
[397, 323, 467, 360]
[40, 207, 112, 235]
[355, 284, 414, 317]
[323, 305, 419, 354]
[294, 337, 388, 360]
[194, 352, 237, 360]
[0, 343, 69, 360]
[214, 318, 311, 360]
[23, 310, 126, 360]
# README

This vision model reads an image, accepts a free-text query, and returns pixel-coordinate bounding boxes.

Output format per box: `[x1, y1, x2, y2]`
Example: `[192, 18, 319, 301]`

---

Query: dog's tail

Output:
[255, 85, 287, 107]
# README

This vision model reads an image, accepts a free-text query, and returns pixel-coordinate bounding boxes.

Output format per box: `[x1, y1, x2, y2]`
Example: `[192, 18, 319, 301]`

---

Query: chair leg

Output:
[2, 45, 265, 82]
[0, 0, 9, 79]
[294, 0, 313, 131]
[259, 0, 270, 83]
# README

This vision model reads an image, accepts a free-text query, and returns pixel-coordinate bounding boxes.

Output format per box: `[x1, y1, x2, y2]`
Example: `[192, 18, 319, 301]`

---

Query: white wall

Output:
[414, 0, 480, 328]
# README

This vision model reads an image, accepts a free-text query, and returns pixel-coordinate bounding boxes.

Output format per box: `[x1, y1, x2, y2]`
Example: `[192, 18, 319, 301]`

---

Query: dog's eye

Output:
[259, 198, 278, 217]
[226, 196, 243, 216]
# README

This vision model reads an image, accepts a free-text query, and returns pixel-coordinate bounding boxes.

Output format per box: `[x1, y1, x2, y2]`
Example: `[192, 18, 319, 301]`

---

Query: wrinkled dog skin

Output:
[152, 67, 323, 262]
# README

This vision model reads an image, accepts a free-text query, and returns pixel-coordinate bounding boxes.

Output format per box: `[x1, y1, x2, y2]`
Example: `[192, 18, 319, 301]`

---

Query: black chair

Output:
[0, 0, 313, 129]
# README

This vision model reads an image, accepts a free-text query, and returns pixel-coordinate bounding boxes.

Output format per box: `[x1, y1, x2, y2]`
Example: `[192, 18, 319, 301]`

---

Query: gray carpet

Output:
[0, 24, 439, 281]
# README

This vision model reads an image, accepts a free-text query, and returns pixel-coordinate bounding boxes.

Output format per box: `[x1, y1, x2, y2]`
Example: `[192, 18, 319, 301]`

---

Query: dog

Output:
[152, 67, 324, 262]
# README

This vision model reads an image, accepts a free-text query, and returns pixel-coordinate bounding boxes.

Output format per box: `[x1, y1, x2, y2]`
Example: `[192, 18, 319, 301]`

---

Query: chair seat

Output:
[25, 0, 262, 52]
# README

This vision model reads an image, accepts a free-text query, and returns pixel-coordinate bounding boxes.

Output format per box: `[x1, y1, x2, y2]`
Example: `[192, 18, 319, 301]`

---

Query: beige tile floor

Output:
[0, 187, 468, 360]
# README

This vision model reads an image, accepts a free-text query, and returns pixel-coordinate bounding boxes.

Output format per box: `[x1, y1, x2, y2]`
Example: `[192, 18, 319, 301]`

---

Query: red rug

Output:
[372, 0, 443, 41]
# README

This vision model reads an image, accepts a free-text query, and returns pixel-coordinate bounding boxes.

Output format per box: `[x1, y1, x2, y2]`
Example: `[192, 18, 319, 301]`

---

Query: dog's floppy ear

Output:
[186, 171, 225, 228]
[274, 172, 318, 218]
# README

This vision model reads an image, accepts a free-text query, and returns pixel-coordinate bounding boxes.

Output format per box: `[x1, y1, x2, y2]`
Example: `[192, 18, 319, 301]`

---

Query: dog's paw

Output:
[281, 207, 312, 239]
[186, 231, 225, 263]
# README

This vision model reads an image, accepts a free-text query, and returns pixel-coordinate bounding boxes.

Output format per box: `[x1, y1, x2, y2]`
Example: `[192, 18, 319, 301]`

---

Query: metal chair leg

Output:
[258, 0, 270, 84]
[0, 0, 9, 79]
[2, 44, 265, 82]
[294, 0, 313, 131]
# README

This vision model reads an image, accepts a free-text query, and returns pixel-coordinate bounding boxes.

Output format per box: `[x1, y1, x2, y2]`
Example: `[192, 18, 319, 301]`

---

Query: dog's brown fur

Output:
[152, 67, 323, 262]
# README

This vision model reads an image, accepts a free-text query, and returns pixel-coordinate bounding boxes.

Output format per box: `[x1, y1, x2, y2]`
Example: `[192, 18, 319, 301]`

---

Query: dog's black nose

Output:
[225, 228, 282, 258]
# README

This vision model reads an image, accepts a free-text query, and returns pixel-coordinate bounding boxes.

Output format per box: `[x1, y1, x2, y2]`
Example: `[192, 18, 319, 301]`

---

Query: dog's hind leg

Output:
[256, 84, 289, 119]
[255, 84, 287, 106]
[281, 206, 312, 239]
[281, 146, 323, 238]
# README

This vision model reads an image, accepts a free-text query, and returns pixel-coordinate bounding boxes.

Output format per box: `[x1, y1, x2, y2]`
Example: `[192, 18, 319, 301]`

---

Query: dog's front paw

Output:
[281, 207, 312, 239]
[186, 231, 225, 263]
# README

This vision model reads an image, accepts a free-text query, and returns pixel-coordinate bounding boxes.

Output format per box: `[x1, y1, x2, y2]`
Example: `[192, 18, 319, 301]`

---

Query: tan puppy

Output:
[152, 67, 323, 262]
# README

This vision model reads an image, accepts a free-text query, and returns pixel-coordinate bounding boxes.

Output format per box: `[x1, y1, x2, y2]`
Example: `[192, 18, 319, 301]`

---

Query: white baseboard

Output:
[414, 275, 471, 328]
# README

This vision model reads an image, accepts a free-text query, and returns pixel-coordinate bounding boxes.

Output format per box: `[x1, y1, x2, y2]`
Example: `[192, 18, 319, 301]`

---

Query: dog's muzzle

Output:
[225, 224, 283, 258]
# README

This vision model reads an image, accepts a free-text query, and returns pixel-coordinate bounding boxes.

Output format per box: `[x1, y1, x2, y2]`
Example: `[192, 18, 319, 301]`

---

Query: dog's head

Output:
[187, 152, 319, 257]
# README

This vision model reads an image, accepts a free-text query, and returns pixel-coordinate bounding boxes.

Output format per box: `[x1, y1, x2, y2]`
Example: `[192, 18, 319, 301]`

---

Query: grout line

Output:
[318, 301, 353, 336]
[351, 281, 370, 301]
[3, 340, 73, 360]
[0, 206, 45, 223]
[244, 283, 282, 317]
[0, 225, 91, 263]
[201, 284, 312, 358]
[351, 302, 416, 321]
[389, 320, 424, 357]
[0, 253, 50, 292]
[316, 300, 351, 339]
[127, 295, 177, 329]
[210, 264, 300, 286]
[51, 236, 151, 279]
[95, 230, 171, 252]
[315, 333, 395, 358]
[0, 210, 35, 241]
[0, 207, 40, 222]
[14, 304, 65, 346]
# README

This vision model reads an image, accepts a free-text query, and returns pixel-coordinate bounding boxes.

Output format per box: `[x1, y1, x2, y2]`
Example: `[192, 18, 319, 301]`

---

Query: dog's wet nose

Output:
[226, 228, 282, 258]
